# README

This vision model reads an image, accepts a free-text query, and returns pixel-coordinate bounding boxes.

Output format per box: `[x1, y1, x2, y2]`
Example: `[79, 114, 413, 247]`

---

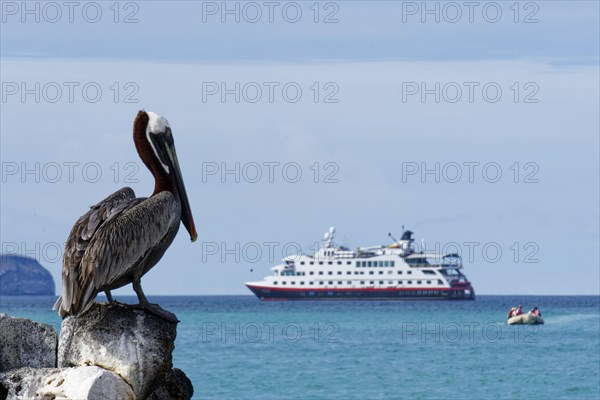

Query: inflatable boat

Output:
[507, 313, 544, 325]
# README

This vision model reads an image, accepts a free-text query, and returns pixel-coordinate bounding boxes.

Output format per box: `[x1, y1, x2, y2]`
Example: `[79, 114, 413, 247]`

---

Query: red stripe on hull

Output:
[247, 284, 459, 292]
[246, 284, 475, 301]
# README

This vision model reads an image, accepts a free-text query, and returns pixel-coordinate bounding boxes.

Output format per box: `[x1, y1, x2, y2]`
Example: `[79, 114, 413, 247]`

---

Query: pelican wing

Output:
[56, 189, 178, 317]
[80, 191, 178, 294]
[62, 187, 137, 273]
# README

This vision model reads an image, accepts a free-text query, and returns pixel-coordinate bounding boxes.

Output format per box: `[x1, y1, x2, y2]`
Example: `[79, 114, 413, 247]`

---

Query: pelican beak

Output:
[163, 139, 198, 242]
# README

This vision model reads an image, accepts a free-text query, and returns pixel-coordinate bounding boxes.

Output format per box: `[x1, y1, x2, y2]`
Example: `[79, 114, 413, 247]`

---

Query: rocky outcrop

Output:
[58, 303, 183, 399]
[147, 368, 194, 400]
[0, 305, 193, 400]
[0, 314, 58, 372]
[0, 255, 55, 296]
[0, 366, 135, 400]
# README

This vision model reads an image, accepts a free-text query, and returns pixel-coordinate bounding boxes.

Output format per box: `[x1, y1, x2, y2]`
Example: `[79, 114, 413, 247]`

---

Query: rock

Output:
[1, 303, 193, 400]
[0, 366, 135, 400]
[0, 314, 57, 372]
[147, 368, 194, 400]
[0, 255, 55, 296]
[58, 303, 179, 399]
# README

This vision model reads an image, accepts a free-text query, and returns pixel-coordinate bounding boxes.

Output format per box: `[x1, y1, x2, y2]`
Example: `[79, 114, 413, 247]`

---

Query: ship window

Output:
[319, 281, 324, 284]
[291, 281, 295, 285]
[360, 281, 365, 284]
[347, 280, 352, 284]
[384, 261, 389, 267]
[367, 261, 371, 267]
[438, 279, 443, 285]
[389, 280, 393, 284]
[369, 271, 374, 275]
[388, 271, 393, 275]
[300, 281, 305, 285]
[328, 271, 333, 275]
[427, 281, 431, 284]
[328, 281, 333, 285]
[423, 270, 436, 275]
[398, 271, 403, 275]
[282, 281, 286, 285]
[319, 272, 323, 275]
[391, 261, 395, 267]
[337, 261, 342, 265]
[407, 271, 412, 275]
[408, 280, 412, 284]
[337, 271, 342, 275]
[379, 281, 384, 284]
[369, 281, 374, 285]
[310, 281, 314, 285]
[379, 261, 384, 267]
[328, 261, 333, 265]
[319, 262, 323, 265]
[379, 271, 383, 275]
[300, 261, 305, 265]
[356, 261, 360, 267]
[274, 281, 278, 285]
[338, 281, 342, 285]
[354, 271, 359, 275]
[310, 261, 314, 265]
[417, 280, 421, 284]
[309, 271, 314, 275]
[347, 271, 352, 275]
[362, 261, 367, 267]
[360, 272, 365, 275]
[347, 261, 351, 265]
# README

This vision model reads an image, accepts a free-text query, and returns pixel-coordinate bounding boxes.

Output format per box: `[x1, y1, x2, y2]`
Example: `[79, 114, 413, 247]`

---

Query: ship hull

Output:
[246, 285, 475, 301]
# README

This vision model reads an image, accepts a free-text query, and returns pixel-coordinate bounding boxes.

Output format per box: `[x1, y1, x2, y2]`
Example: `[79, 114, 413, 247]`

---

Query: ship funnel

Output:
[398, 229, 414, 255]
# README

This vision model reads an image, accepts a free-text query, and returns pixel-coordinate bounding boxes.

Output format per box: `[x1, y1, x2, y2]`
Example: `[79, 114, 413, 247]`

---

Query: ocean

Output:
[1, 295, 599, 400]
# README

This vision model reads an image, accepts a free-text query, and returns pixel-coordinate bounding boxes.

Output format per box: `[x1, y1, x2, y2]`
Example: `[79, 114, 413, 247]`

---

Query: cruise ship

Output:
[246, 227, 475, 300]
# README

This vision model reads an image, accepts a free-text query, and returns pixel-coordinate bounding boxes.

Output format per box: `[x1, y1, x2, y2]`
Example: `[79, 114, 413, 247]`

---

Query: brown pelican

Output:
[53, 110, 197, 321]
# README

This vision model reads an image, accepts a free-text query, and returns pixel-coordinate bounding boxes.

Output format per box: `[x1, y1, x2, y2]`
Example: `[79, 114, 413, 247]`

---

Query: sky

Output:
[1, 1, 599, 296]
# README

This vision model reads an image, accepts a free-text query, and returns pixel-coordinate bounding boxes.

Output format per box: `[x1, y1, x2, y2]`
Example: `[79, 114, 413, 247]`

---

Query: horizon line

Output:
[2, 293, 599, 298]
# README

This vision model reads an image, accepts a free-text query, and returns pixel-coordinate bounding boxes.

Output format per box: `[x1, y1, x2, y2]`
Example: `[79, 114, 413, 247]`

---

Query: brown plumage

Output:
[54, 111, 197, 321]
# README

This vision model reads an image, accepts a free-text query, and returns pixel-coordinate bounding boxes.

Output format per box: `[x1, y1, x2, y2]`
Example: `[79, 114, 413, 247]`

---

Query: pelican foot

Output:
[132, 303, 180, 323]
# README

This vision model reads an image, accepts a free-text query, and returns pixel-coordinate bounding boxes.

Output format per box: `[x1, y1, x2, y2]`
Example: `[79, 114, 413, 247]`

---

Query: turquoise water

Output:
[1, 295, 599, 400]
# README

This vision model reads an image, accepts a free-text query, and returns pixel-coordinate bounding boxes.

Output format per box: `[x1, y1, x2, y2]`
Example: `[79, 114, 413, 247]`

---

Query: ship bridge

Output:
[404, 253, 463, 269]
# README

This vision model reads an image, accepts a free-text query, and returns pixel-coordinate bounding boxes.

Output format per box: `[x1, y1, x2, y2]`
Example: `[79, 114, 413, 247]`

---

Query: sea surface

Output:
[1, 295, 599, 400]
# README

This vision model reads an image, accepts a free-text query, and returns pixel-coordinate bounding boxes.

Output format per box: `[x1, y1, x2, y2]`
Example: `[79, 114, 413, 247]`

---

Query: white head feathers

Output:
[146, 111, 170, 135]
[145, 111, 170, 174]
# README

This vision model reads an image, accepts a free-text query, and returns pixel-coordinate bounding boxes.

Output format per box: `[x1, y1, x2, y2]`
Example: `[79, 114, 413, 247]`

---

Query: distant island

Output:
[0, 255, 55, 295]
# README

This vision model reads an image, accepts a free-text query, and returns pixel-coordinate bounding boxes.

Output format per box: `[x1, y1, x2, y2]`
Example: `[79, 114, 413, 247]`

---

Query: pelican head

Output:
[134, 110, 198, 242]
